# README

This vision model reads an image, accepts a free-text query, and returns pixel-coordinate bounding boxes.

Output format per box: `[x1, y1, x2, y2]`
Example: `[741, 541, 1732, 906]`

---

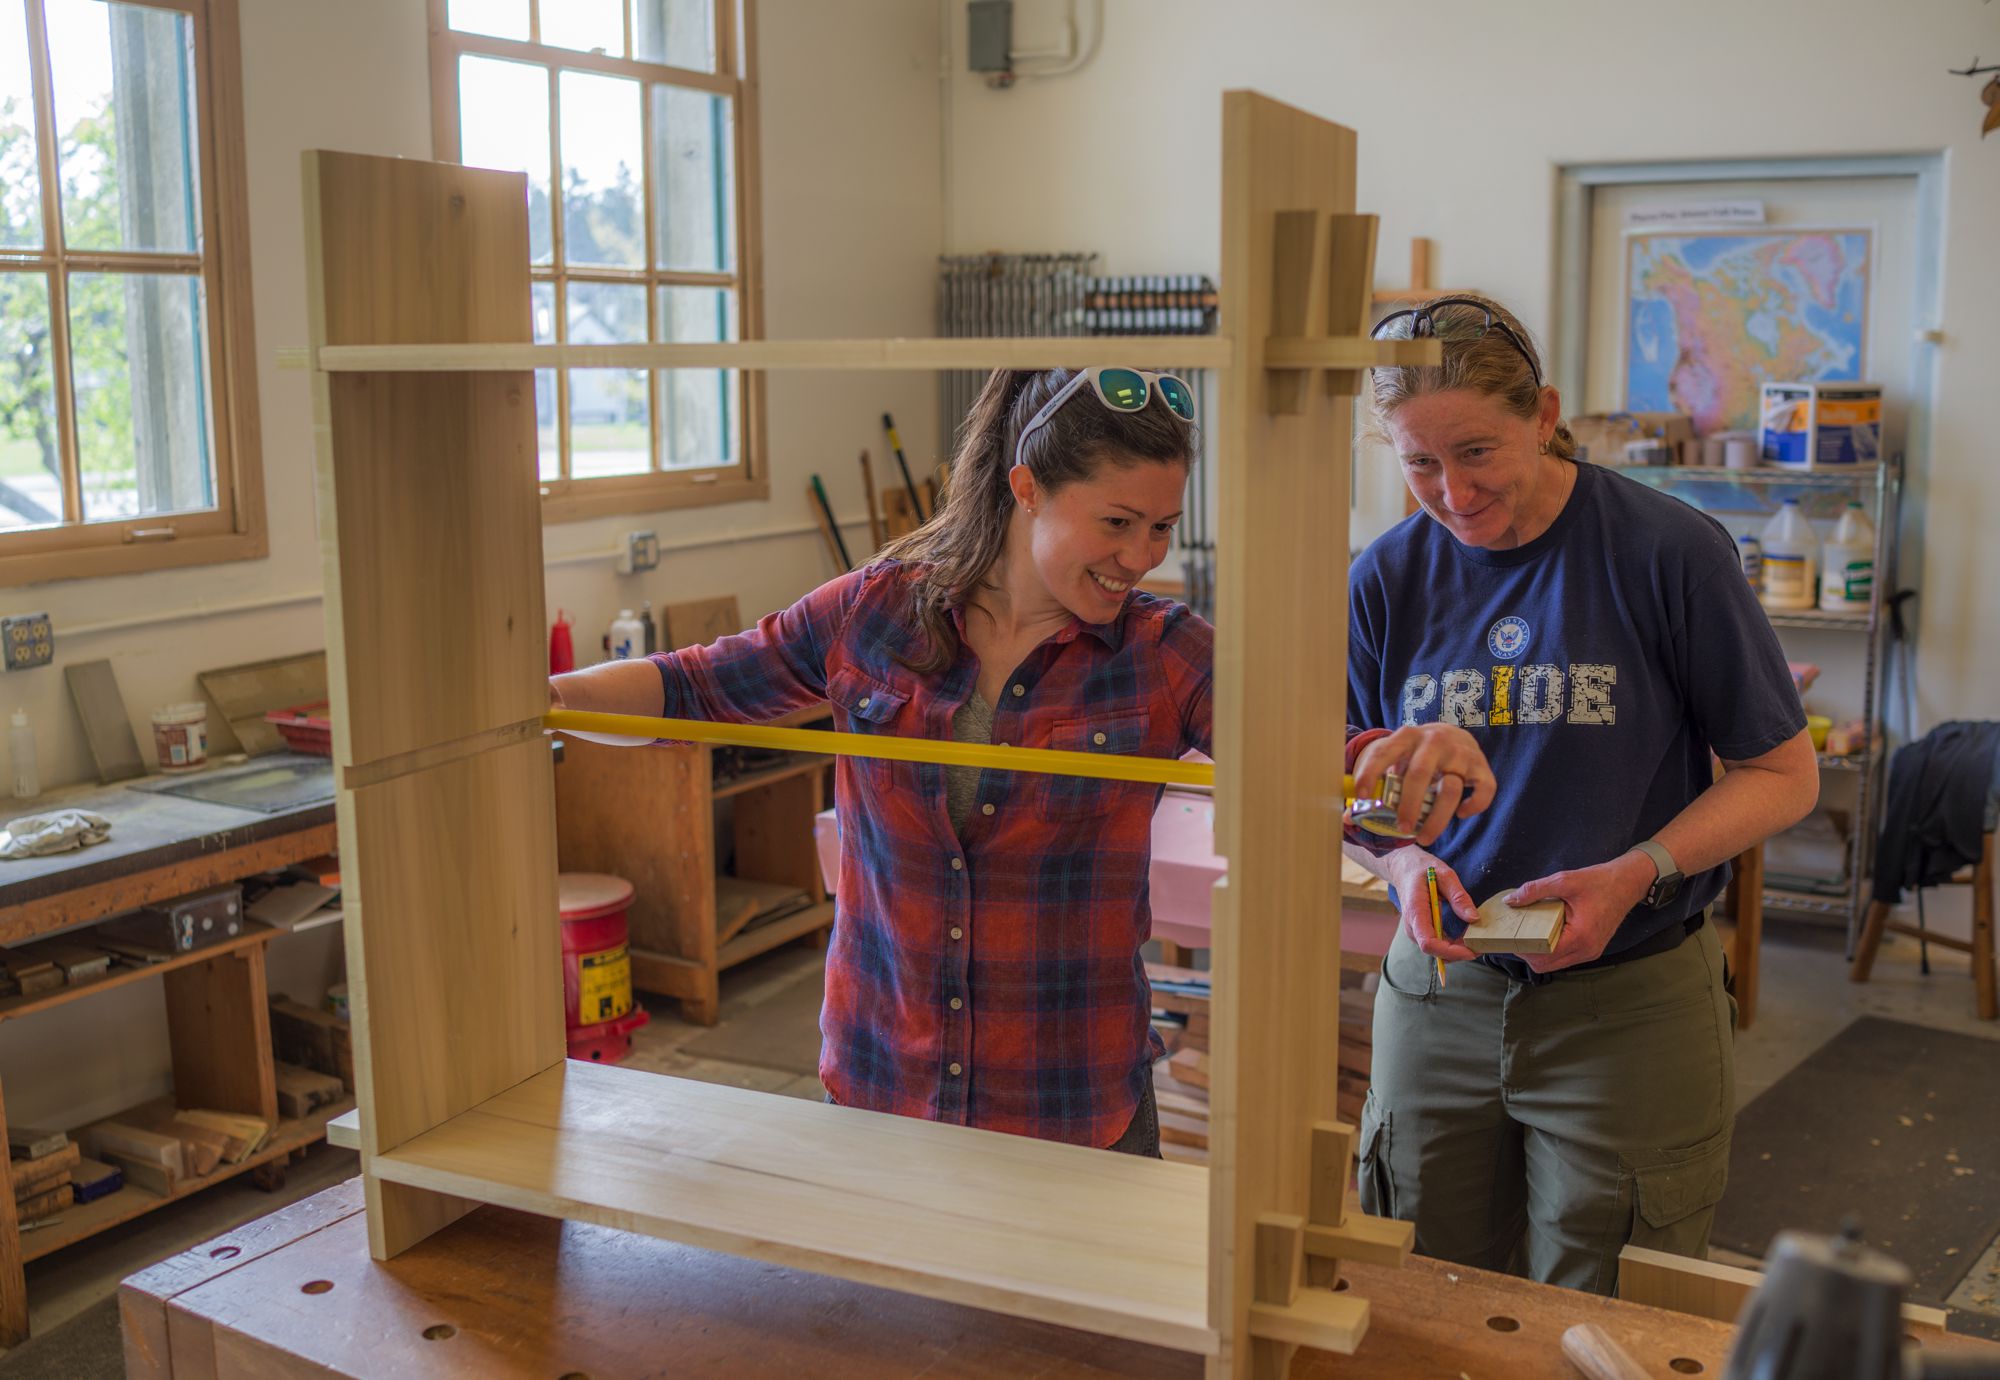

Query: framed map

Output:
[1624, 229, 1870, 434]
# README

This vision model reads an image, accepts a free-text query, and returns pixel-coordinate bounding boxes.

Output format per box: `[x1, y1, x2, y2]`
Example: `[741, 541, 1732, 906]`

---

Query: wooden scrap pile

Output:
[1148, 960, 1378, 1166]
[269, 993, 355, 1094]
[8, 1127, 78, 1223]
[76, 1105, 270, 1196]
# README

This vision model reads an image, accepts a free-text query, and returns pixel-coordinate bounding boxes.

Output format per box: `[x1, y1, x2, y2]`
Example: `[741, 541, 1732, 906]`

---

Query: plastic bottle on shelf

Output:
[1735, 533, 1762, 587]
[1758, 499, 1817, 612]
[1818, 501, 1876, 613]
[10, 708, 37, 799]
[549, 610, 575, 675]
[607, 609, 644, 661]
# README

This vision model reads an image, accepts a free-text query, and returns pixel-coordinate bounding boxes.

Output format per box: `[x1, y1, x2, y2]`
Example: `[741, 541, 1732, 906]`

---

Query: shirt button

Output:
[1011, 684, 1025, 697]
[1093, 731, 1107, 746]
[950, 857, 963, 871]
[858, 696, 870, 709]
[949, 1062, 963, 1076]
[950, 997, 963, 1010]
[981, 803, 995, 816]
[950, 926, 963, 940]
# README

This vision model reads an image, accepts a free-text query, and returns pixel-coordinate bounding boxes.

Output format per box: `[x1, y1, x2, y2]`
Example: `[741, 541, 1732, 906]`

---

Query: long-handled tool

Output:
[858, 449, 886, 550]
[882, 412, 927, 521]
[807, 475, 851, 572]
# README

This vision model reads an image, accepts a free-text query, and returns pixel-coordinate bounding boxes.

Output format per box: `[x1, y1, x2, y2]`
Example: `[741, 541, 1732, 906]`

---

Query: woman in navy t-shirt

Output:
[1344, 295, 1818, 1293]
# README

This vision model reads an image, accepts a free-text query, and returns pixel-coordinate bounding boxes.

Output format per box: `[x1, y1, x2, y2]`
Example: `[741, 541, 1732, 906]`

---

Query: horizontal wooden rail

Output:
[1263, 337, 1440, 368]
[312, 337, 1237, 372]
[544, 709, 1216, 787]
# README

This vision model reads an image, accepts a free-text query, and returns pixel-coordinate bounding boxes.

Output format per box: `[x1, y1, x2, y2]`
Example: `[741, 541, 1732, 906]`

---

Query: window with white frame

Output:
[433, 0, 764, 522]
[0, 0, 262, 583]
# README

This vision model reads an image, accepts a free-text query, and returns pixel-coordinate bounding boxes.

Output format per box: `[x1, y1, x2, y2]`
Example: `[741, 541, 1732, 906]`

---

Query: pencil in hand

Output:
[1427, 865, 1446, 990]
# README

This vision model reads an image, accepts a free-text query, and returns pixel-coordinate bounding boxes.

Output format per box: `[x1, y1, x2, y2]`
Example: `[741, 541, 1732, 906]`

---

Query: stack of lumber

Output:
[9, 1130, 78, 1222]
[1147, 962, 1213, 1164]
[76, 1106, 270, 1196]
[1147, 960, 1381, 1164]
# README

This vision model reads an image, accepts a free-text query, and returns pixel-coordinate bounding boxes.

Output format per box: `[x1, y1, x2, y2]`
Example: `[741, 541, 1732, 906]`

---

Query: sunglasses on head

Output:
[1370, 297, 1544, 390]
[1012, 367, 1198, 470]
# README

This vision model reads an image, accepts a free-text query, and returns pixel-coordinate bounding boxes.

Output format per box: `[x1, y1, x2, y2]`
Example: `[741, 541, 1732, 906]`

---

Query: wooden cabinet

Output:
[552, 706, 836, 1025]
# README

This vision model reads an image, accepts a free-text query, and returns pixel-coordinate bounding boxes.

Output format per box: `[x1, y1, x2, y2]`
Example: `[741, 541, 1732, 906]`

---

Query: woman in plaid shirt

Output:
[554, 366, 1218, 1154]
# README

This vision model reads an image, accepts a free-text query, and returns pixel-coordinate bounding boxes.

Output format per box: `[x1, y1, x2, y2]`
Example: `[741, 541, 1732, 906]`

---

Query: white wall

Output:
[945, 0, 2000, 724]
[0, 0, 941, 1128]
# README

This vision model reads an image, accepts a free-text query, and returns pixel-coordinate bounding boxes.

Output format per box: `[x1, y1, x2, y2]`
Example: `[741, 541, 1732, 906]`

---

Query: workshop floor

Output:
[3, 911, 1995, 1372]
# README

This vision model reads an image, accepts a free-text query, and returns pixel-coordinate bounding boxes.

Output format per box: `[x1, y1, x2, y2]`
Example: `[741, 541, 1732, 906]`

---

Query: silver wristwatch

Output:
[1632, 839, 1684, 909]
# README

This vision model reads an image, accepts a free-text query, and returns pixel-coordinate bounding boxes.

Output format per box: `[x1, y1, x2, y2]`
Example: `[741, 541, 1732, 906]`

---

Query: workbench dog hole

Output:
[1670, 1360, 1705, 1374]
[423, 1324, 459, 1341]
[1486, 1315, 1521, 1332]
[300, 1280, 333, 1295]
[208, 1245, 240, 1260]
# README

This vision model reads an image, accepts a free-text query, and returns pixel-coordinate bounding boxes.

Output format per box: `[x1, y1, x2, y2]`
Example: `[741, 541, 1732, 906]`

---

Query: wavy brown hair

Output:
[1366, 294, 1576, 460]
[881, 367, 1197, 674]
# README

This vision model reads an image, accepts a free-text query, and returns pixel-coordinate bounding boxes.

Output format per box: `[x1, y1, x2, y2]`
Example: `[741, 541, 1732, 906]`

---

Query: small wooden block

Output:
[1253, 1213, 1305, 1307]
[7, 1126, 69, 1161]
[15, 1184, 73, 1220]
[105, 1153, 173, 1196]
[1308, 1120, 1356, 1229]
[275, 1062, 347, 1120]
[1267, 209, 1331, 415]
[79, 1123, 184, 1178]
[1462, 895, 1565, 955]
[1304, 1212, 1415, 1269]
[1248, 1287, 1371, 1355]
[1166, 1046, 1208, 1090]
[1323, 213, 1380, 396]
[8, 1140, 78, 1189]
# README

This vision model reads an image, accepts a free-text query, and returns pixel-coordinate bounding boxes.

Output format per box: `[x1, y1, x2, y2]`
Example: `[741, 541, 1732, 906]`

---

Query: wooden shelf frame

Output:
[305, 92, 1433, 1380]
[0, 923, 277, 1026]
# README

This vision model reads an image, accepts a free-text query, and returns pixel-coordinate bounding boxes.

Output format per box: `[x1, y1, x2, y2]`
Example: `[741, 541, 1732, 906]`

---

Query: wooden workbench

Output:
[117, 1175, 1751, 1378]
[0, 759, 337, 944]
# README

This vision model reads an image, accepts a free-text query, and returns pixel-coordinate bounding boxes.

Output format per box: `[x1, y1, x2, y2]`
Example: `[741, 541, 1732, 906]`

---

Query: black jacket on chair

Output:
[1871, 720, 2000, 905]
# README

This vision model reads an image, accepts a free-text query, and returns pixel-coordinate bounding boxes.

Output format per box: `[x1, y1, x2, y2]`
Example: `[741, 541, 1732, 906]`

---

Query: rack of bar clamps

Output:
[935, 254, 1219, 617]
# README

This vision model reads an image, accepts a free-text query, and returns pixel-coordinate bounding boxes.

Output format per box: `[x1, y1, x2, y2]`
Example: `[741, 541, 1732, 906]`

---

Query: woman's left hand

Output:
[1504, 850, 1657, 974]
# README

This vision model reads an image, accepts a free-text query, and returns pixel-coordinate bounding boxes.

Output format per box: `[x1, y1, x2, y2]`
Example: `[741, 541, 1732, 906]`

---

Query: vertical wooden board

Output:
[661, 596, 744, 651]
[163, 948, 279, 1124]
[337, 736, 564, 1160]
[0, 1082, 27, 1347]
[733, 772, 822, 895]
[1208, 91, 1355, 1380]
[553, 738, 716, 960]
[301, 150, 545, 771]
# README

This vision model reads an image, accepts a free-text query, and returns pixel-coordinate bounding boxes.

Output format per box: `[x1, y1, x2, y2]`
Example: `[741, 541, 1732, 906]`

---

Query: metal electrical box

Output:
[968, 0, 1012, 72]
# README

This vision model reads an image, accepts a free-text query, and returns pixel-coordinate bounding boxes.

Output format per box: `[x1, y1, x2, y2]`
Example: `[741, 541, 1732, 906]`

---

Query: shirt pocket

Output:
[827, 670, 911, 736]
[1039, 709, 1153, 819]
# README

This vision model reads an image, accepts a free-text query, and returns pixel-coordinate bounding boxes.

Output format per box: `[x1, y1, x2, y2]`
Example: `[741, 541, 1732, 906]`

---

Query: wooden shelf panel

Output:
[716, 900, 835, 969]
[0, 923, 279, 1026]
[21, 1096, 355, 1262]
[370, 1061, 1215, 1354]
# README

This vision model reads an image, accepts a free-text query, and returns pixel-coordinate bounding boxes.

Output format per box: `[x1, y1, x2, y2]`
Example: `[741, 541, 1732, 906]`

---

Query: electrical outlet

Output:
[1, 613, 53, 670]
[618, 530, 660, 575]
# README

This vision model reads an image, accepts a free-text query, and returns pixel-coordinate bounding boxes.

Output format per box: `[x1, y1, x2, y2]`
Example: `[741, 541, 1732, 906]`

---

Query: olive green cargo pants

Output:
[1357, 920, 1735, 1294]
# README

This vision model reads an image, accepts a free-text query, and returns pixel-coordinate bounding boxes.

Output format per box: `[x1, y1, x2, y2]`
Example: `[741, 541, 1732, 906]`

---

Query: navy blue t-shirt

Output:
[1347, 461, 1805, 977]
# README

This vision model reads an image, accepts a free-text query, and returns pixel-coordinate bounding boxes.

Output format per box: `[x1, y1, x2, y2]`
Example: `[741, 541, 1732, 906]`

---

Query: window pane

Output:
[68, 271, 214, 523]
[48, 0, 198, 254]
[0, 5, 41, 250]
[657, 286, 735, 469]
[0, 274, 62, 530]
[558, 70, 643, 269]
[540, 0, 622, 56]
[532, 281, 557, 480]
[650, 85, 732, 272]
[634, 0, 715, 71]
[568, 281, 648, 477]
[459, 55, 552, 266]
[446, 0, 527, 41]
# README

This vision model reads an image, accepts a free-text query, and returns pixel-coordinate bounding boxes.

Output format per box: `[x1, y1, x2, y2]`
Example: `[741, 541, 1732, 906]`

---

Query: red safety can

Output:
[558, 872, 649, 1062]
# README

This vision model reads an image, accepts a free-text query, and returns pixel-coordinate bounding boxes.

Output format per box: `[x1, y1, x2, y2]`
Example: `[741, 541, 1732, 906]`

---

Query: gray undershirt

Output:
[946, 691, 995, 835]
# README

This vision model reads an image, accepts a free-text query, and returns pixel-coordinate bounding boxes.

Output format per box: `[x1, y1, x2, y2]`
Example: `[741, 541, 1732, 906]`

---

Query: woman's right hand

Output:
[1351, 723, 1497, 845]
[1383, 847, 1480, 963]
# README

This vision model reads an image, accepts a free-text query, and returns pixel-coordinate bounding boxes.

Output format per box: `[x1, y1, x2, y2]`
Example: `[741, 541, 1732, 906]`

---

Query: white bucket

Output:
[152, 702, 209, 773]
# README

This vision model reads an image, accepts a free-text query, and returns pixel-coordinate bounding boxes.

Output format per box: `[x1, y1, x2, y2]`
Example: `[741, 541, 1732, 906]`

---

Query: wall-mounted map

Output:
[1625, 229, 1870, 435]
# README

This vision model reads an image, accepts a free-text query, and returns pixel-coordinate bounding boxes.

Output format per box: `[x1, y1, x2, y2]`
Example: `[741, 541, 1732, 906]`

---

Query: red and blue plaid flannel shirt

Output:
[650, 560, 1214, 1147]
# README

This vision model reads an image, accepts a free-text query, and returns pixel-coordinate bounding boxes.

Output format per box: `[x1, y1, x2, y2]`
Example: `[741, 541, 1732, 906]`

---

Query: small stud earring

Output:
[1538, 440, 1549, 455]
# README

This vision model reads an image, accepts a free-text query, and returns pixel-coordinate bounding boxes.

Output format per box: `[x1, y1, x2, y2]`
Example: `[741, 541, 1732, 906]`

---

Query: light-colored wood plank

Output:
[1615, 1245, 1948, 1330]
[1462, 896, 1565, 955]
[304, 151, 546, 770]
[1247, 1289, 1369, 1354]
[336, 738, 564, 1161]
[1265, 210, 1328, 414]
[162, 946, 280, 1125]
[1208, 90, 1360, 1380]
[1303, 1214, 1415, 1270]
[370, 1060, 1217, 1355]
[0, 1076, 26, 1346]
[659, 595, 743, 651]
[1322, 214, 1380, 395]
[316, 336, 1238, 373]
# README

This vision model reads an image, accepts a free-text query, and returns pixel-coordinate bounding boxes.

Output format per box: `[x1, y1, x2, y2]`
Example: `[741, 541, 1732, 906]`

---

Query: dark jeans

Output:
[825, 1079, 1163, 1159]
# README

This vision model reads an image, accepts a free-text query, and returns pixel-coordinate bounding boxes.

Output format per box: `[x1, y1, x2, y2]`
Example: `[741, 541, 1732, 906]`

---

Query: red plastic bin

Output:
[263, 701, 333, 757]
